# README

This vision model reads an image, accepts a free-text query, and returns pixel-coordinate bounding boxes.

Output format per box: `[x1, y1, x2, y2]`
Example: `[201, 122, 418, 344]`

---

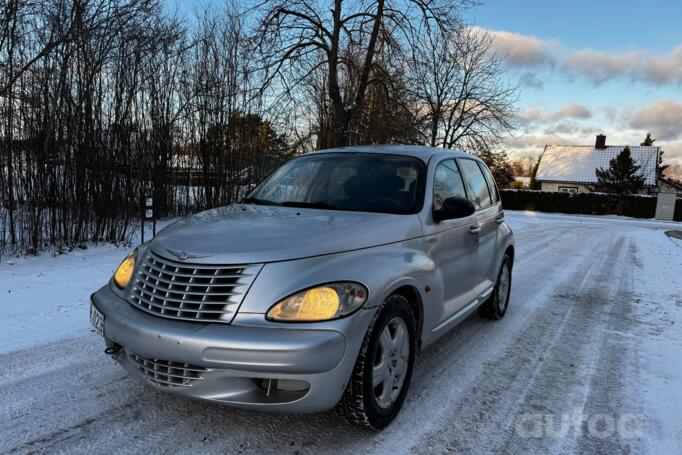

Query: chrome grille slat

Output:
[144, 260, 253, 277]
[138, 264, 251, 287]
[138, 273, 247, 289]
[131, 355, 206, 372]
[129, 352, 208, 387]
[129, 292, 235, 313]
[133, 280, 241, 298]
[136, 365, 202, 381]
[128, 250, 261, 323]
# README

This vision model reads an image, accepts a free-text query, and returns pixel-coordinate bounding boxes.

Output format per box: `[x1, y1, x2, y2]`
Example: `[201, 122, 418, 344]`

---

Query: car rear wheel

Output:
[336, 294, 416, 430]
[479, 253, 512, 320]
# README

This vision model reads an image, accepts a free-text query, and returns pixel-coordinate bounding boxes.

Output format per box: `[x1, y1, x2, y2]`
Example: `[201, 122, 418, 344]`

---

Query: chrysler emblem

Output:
[166, 249, 210, 261]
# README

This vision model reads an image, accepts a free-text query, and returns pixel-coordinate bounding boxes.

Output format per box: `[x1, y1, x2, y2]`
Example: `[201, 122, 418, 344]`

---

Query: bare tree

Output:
[0, 0, 290, 255]
[253, 0, 468, 147]
[406, 26, 518, 152]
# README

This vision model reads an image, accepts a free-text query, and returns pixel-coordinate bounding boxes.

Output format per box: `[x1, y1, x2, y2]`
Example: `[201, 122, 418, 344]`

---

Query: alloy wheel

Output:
[498, 263, 511, 311]
[372, 316, 410, 409]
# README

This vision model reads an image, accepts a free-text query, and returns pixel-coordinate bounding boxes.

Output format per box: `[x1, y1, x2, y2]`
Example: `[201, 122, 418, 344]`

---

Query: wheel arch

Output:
[504, 244, 515, 267]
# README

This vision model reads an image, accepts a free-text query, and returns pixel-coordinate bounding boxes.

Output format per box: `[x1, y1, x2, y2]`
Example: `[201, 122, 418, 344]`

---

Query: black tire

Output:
[479, 253, 513, 320]
[336, 294, 417, 430]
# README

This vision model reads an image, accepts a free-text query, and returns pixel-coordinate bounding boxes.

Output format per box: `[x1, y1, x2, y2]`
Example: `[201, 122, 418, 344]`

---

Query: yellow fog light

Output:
[266, 282, 368, 322]
[113, 251, 136, 289]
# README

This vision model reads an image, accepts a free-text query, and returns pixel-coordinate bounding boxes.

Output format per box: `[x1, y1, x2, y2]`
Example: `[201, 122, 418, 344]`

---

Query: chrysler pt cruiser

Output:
[90, 145, 515, 430]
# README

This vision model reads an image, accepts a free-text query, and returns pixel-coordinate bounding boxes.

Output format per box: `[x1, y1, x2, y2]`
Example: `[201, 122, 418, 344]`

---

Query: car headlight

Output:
[266, 282, 368, 322]
[113, 251, 136, 289]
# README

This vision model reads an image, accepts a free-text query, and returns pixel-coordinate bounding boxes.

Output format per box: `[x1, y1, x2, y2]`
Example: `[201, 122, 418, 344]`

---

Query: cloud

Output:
[475, 27, 557, 68]
[663, 142, 682, 161]
[475, 28, 682, 86]
[543, 122, 602, 136]
[636, 45, 682, 85]
[504, 133, 573, 155]
[521, 103, 592, 125]
[518, 72, 544, 89]
[563, 46, 682, 85]
[628, 99, 682, 140]
[563, 49, 641, 84]
[600, 106, 618, 123]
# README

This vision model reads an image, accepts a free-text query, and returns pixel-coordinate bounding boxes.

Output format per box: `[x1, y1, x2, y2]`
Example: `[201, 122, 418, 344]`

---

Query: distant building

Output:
[657, 177, 682, 195]
[535, 134, 663, 194]
[513, 176, 530, 188]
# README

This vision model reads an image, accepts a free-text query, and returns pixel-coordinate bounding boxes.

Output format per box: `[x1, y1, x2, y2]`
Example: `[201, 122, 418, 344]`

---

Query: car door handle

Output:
[469, 226, 481, 235]
[495, 214, 505, 224]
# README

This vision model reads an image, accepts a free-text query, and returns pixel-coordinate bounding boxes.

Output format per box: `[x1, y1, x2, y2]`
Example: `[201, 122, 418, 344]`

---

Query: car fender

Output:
[493, 220, 515, 276]
[237, 237, 437, 316]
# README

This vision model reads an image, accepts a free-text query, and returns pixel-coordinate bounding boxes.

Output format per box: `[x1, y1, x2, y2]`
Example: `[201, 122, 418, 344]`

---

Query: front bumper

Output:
[91, 285, 374, 412]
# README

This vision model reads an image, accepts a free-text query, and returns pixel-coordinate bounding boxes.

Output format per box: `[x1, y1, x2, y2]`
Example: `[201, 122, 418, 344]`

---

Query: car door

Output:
[424, 159, 480, 324]
[478, 162, 504, 285]
[456, 158, 498, 293]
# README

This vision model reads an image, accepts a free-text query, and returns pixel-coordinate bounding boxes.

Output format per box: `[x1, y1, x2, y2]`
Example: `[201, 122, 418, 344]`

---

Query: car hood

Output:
[149, 204, 423, 264]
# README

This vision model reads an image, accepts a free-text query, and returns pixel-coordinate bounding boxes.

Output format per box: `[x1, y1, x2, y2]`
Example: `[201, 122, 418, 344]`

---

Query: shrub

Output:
[499, 189, 682, 221]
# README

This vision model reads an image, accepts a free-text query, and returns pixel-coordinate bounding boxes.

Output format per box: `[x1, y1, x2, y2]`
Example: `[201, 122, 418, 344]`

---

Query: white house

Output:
[535, 135, 661, 194]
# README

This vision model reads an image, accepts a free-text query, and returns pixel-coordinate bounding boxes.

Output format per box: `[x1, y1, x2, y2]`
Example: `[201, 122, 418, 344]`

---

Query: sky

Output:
[168, 0, 682, 172]
[465, 0, 682, 169]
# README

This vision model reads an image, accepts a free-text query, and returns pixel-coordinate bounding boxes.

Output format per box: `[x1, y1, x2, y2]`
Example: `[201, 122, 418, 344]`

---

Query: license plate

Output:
[90, 303, 105, 337]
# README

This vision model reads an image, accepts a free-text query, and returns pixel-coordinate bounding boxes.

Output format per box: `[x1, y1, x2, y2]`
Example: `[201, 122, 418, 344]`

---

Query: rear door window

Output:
[478, 162, 499, 204]
[457, 158, 492, 209]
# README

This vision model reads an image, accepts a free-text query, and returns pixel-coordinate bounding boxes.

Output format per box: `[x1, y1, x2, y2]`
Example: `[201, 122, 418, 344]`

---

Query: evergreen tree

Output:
[593, 146, 645, 194]
[641, 132, 668, 177]
[641, 132, 654, 146]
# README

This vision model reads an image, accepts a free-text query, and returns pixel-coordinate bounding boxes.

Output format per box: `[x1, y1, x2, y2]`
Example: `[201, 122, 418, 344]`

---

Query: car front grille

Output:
[129, 352, 207, 387]
[129, 250, 262, 323]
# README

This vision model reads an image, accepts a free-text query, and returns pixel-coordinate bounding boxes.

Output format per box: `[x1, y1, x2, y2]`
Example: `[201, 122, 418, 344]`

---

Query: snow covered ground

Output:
[1, 211, 681, 454]
[0, 221, 176, 354]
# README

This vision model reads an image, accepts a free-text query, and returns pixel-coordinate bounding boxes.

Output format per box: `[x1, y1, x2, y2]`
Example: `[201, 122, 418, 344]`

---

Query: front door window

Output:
[433, 159, 467, 211]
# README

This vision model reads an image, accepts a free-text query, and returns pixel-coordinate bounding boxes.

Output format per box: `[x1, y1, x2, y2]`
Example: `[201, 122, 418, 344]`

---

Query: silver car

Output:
[90, 145, 514, 430]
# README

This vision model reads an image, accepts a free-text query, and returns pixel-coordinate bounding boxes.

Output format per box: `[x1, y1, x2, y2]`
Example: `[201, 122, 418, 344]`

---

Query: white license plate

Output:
[90, 304, 105, 337]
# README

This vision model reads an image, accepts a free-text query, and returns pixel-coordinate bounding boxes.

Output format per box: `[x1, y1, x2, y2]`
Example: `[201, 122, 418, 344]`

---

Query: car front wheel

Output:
[336, 294, 416, 430]
[479, 253, 512, 320]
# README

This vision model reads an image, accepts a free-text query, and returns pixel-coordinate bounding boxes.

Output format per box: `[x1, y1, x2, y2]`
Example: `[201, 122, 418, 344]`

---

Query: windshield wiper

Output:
[279, 201, 342, 210]
[241, 197, 280, 206]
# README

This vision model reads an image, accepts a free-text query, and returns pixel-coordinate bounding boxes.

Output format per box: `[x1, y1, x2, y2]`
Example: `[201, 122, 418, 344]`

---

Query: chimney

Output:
[595, 134, 606, 149]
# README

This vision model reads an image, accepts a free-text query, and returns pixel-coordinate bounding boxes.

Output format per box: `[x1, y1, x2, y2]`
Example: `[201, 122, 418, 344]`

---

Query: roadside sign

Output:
[141, 195, 156, 243]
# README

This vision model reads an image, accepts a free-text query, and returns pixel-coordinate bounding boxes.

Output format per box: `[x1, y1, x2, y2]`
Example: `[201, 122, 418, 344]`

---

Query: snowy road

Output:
[1, 211, 681, 454]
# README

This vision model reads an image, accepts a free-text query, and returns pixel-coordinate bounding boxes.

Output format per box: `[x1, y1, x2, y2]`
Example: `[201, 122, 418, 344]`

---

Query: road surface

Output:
[1, 211, 681, 454]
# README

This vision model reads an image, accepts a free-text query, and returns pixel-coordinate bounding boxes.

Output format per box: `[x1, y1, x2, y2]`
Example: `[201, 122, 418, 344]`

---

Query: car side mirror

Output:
[433, 196, 476, 222]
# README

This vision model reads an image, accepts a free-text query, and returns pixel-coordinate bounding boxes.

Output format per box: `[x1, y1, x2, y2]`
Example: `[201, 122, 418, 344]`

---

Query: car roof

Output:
[306, 145, 476, 163]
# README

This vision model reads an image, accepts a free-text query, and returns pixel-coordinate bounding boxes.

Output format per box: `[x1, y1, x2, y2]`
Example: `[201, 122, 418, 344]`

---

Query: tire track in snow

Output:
[402, 231, 636, 454]
[570, 235, 645, 455]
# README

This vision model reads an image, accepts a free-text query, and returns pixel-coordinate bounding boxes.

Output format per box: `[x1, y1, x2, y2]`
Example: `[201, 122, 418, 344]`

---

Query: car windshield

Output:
[244, 153, 426, 214]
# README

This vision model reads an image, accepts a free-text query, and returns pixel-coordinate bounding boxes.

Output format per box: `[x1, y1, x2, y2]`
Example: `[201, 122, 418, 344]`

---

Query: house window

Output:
[558, 186, 578, 194]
